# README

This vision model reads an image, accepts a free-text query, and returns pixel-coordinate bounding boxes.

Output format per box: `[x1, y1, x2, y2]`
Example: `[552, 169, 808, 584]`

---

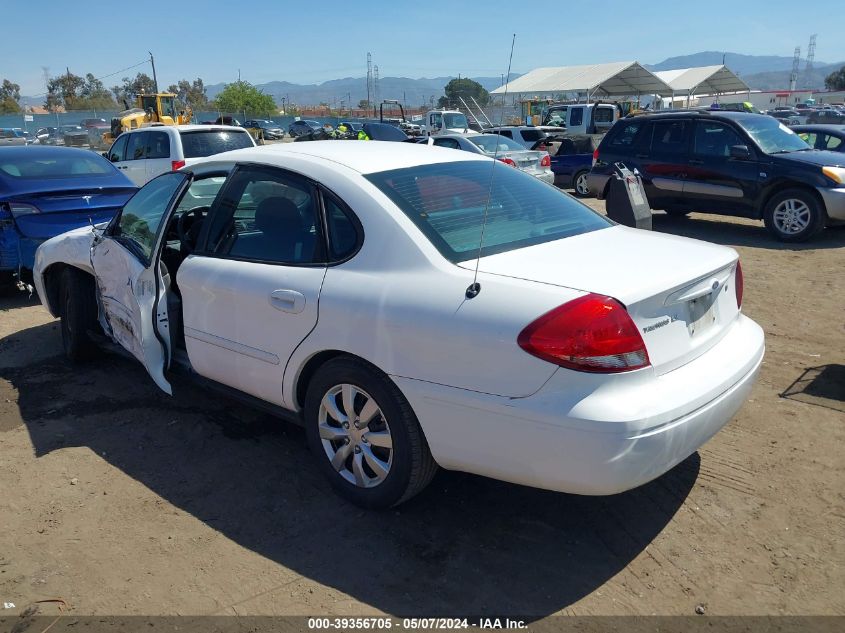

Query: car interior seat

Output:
[229, 196, 315, 262]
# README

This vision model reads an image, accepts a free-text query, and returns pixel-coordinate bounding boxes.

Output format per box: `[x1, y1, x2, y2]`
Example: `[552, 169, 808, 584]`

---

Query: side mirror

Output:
[730, 145, 751, 160]
[102, 152, 109, 159]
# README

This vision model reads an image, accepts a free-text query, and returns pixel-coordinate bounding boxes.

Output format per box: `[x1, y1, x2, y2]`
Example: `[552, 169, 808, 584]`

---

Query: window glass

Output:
[519, 129, 545, 142]
[0, 154, 113, 179]
[823, 134, 842, 150]
[797, 132, 817, 147]
[109, 134, 128, 162]
[498, 130, 513, 138]
[650, 120, 689, 155]
[146, 131, 171, 159]
[115, 173, 186, 263]
[433, 138, 460, 149]
[178, 130, 253, 158]
[609, 122, 643, 146]
[175, 176, 226, 213]
[126, 132, 147, 161]
[323, 194, 360, 261]
[470, 135, 526, 153]
[209, 167, 321, 264]
[365, 161, 609, 263]
[569, 107, 584, 127]
[593, 107, 615, 123]
[693, 121, 744, 157]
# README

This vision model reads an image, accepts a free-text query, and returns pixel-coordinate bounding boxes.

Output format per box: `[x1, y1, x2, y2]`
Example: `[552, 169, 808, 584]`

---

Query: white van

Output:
[106, 125, 255, 186]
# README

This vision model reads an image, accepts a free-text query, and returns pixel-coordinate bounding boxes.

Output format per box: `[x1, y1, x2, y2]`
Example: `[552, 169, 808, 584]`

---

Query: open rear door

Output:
[90, 172, 192, 395]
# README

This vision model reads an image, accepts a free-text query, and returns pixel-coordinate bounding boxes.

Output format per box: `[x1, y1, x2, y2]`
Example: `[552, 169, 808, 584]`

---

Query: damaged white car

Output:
[33, 142, 765, 508]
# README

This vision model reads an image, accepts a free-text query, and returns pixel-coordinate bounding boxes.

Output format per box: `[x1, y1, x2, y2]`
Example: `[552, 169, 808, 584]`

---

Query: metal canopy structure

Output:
[491, 61, 673, 98]
[654, 65, 749, 97]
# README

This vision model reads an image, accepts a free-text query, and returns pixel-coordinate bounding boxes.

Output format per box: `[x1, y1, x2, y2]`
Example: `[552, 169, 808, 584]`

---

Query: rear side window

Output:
[593, 107, 615, 123]
[569, 107, 584, 126]
[322, 192, 361, 261]
[146, 131, 171, 159]
[519, 130, 545, 142]
[179, 130, 253, 158]
[365, 161, 610, 263]
[650, 120, 689, 155]
[608, 122, 644, 147]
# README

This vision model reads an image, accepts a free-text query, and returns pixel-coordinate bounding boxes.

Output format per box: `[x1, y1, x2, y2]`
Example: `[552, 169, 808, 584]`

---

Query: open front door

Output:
[91, 171, 192, 395]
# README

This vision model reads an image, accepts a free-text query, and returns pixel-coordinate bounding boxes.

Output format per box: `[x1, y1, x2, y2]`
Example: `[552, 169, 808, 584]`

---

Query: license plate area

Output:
[688, 293, 718, 336]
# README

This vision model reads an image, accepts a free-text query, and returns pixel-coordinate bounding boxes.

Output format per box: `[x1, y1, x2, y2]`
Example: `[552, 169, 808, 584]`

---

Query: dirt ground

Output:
[0, 206, 843, 623]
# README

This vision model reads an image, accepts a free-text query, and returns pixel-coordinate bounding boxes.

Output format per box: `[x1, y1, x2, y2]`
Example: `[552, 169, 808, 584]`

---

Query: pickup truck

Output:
[543, 103, 620, 135]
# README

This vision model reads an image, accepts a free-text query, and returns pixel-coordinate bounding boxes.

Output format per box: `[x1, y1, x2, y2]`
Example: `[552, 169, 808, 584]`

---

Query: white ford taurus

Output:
[33, 141, 765, 508]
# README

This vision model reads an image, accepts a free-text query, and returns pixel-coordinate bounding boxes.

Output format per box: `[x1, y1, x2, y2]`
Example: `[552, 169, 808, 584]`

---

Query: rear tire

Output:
[763, 189, 825, 242]
[304, 356, 437, 509]
[572, 170, 591, 198]
[59, 268, 100, 362]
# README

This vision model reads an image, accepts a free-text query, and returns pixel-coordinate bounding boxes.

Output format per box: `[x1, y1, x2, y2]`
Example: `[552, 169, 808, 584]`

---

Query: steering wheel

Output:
[176, 206, 208, 253]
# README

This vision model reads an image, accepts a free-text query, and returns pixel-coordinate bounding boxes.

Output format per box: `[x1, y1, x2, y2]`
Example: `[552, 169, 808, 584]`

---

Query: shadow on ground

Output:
[649, 213, 845, 250]
[2, 322, 700, 618]
[781, 364, 845, 413]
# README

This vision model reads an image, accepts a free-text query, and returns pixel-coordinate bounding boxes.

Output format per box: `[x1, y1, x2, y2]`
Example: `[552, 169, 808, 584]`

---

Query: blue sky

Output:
[3, 0, 843, 96]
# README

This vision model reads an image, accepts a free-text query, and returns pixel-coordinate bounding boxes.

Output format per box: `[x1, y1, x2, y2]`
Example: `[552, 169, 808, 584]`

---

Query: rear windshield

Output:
[519, 130, 546, 142]
[470, 135, 526, 153]
[365, 161, 610, 263]
[0, 154, 113, 179]
[179, 130, 253, 158]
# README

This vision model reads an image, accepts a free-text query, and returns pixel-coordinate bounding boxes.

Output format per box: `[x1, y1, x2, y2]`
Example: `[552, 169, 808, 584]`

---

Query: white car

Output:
[33, 141, 765, 509]
[105, 124, 255, 186]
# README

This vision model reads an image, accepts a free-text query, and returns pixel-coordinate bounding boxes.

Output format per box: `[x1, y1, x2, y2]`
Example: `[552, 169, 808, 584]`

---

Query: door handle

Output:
[269, 289, 306, 314]
[688, 159, 703, 165]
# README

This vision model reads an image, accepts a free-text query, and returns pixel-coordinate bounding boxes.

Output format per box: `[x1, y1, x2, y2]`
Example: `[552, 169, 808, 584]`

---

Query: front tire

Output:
[59, 268, 99, 362]
[304, 357, 437, 509]
[763, 189, 825, 242]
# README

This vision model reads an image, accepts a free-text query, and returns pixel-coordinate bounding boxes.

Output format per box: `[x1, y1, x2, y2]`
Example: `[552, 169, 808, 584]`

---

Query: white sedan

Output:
[33, 141, 765, 509]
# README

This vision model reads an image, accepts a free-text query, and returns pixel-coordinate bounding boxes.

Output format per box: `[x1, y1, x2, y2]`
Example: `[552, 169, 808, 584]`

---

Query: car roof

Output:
[197, 139, 487, 174]
[120, 124, 246, 134]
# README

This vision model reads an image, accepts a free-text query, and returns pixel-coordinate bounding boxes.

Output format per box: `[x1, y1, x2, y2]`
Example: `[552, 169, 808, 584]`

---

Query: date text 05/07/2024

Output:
[307, 617, 528, 630]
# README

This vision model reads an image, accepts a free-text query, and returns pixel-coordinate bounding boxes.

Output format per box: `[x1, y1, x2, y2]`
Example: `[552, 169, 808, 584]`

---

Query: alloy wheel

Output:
[772, 198, 811, 235]
[575, 173, 590, 196]
[318, 384, 393, 488]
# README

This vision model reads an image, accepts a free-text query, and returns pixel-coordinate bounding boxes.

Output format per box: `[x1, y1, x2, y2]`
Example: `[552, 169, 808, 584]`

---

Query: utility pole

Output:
[803, 34, 817, 88]
[374, 64, 380, 116]
[366, 52, 373, 117]
[149, 51, 159, 93]
[789, 46, 801, 92]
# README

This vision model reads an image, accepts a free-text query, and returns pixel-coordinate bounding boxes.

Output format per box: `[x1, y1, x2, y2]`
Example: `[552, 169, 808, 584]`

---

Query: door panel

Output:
[638, 120, 691, 209]
[145, 130, 173, 181]
[684, 121, 759, 215]
[178, 258, 325, 405]
[179, 164, 328, 407]
[91, 172, 191, 395]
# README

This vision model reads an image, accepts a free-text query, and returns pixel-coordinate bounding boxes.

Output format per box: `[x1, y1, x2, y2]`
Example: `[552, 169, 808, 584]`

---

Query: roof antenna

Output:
[466, 33, 516, 300]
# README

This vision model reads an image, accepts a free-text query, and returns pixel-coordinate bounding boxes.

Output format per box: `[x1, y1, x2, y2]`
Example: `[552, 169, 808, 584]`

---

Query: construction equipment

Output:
[102, 92, 193, 147]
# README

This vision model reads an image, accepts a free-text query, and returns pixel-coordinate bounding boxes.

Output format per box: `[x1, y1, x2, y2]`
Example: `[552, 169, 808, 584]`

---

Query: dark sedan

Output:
[288, 120, 323, 137]
[60, 125, 89, 147]
[792, 125, 845, 153]
[0, 146, 137, 284]
[244, 119, 285, 139]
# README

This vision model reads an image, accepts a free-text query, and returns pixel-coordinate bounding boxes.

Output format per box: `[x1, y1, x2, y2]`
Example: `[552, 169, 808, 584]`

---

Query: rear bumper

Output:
[817, 186, 845, 222]
[587, 171, 611, 199]
[532, 170, 554, 185]
[395, 314, 764, 496]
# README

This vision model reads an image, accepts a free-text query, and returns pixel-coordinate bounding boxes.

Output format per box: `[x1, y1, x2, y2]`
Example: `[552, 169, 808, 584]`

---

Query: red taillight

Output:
[498, 157, 516, 167]
[517, 293, 650, 373]
[540, 153, 551, 167]
[735, 261, 744, 309]
[171, 159, 186, 171]
[592, 148, 599, 161]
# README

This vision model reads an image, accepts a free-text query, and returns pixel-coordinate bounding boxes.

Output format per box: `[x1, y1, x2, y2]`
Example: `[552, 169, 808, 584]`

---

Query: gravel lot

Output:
[0, 203, 843, 622]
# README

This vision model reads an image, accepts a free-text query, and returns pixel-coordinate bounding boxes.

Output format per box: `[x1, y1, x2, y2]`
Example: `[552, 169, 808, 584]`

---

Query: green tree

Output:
[0, 79, 21, 114]
[78, 73, 117, 110]
[45, 71, 117, 111]
[166, 78, 209, 109]
[824, 66, 845, 90]
[437, 77, 489, 109]
[111, 73, 157, 106]
[212, 81, 276, 117]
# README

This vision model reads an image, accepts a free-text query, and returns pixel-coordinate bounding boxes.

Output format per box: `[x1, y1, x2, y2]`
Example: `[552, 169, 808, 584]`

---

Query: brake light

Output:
[171, 159, 186, 171]
[592, 148, 599, 165]
[517, 293, 650, 373]
[498, 157, 517, 167]
[735, 261, 744, 309]
[540, 154, 551, 167]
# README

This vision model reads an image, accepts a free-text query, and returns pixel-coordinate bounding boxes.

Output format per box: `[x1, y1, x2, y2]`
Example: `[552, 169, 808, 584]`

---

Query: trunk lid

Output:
[461, 225, 741, 374]
[10, 187, 135, 239]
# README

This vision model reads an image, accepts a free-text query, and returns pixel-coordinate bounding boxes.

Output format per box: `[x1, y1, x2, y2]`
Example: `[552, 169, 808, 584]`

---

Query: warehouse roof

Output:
[654, 65, 749, 94]
[491, 61, 673, 96]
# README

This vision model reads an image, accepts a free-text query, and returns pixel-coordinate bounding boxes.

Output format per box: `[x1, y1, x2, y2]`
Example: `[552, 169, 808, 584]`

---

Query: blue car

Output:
[543, 134, 597, 197]
[0, 146, 137, 285]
